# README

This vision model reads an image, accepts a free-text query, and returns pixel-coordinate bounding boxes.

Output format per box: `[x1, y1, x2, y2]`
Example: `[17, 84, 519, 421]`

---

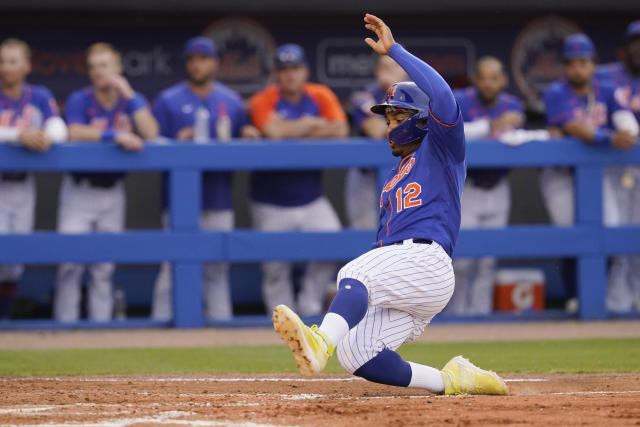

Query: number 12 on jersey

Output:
[394, 182, 422, 213]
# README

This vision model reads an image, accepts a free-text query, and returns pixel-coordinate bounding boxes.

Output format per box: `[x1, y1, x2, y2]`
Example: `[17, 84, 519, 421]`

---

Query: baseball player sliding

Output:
[272, 14, 507, 395]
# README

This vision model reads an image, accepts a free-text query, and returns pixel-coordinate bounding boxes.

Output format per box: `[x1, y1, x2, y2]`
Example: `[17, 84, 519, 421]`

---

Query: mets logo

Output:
[511, 15, 581, 113]
[386, 84, 397, 101]
[383, 155, 415, 193]
[203, 17, 277, 97]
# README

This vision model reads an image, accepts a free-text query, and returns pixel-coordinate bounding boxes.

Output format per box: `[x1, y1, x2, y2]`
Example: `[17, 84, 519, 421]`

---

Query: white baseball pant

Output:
[447, 178, 510, 315]
[539, 167, 630, 311]
[0, 174, 35, 282]
[334, 240, 455, 373]
[251, 196, 341, 316]
[608, 166, 640, 311]
[345, 168, 378, 229]
[151, 209, 234, 320]
[53, 175, 125, 322]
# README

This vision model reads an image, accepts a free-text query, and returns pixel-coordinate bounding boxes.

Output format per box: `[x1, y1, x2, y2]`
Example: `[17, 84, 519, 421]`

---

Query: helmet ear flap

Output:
[388, 111, 429, 145]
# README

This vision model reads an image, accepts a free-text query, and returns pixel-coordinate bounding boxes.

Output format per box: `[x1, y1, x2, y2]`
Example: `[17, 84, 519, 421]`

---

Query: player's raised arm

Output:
[364, 13, 458, 125]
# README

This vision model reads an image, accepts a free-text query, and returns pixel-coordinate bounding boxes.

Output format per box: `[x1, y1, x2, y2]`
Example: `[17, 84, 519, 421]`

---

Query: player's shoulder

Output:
[66, 86, 92, 103]
[157, 81, 189, 102]
[596, 62, 623, 78]
[543, 80, 567, 98]
[29, 84, 56, 100]
[498, 92, 524, 109]
[249, 84, 280, 107]
[212, 81, 243, 105]
[304, 82, 338, 99]
[453, 86, 476, 102]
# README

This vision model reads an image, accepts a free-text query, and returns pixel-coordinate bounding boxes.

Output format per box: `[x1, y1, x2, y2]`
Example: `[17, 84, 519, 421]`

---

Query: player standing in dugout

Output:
[272, 14, 507, 395]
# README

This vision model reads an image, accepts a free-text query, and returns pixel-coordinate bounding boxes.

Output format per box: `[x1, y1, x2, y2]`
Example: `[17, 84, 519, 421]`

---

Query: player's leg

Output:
[539, 167, 577, 308]
[201, 209, 234, 319]
[334, 248, 506, 395]
[87, 183, 125, 321]
[298, 196, 342, 316]
[336, 305, 444, 391]
[539, 167, 574, 226]
[251, 201, 298, 311]
[448, 181, 482, 314]
[274, 241, 453, 378]
[0, 181, 15, 318]
[604, 167, 633, 312]
[54, 176, 93, 322]
[467, 178, 510, 315]
[627, 169, 640, 309]
[0, 176, 35, 318]
[151, 213, 172, 320]
[345, 168, 378, 229]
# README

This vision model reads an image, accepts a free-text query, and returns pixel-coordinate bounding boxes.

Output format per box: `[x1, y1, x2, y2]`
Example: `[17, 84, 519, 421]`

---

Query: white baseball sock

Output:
[319, 312, 349, 348]
[408, 362, 445, 392]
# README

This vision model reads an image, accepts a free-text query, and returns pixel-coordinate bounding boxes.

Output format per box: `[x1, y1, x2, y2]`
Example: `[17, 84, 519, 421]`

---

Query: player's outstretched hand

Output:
[364, 13, 396, 55]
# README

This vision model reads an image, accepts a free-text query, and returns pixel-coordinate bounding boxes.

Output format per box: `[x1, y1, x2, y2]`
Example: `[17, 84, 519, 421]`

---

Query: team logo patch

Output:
[386, 84, 397, 101]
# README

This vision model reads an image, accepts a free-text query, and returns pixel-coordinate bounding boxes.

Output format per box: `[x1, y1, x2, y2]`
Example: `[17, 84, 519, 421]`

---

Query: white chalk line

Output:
[1, 376, 546, 383]
[0, 376, 362, 383]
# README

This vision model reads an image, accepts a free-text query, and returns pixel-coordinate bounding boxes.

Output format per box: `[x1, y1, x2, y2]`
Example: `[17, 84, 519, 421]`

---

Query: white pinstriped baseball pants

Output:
[335, 240, 455, 374]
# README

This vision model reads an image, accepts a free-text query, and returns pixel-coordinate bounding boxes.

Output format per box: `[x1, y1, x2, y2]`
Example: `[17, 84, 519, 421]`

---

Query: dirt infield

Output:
[1, 373, 639, 426]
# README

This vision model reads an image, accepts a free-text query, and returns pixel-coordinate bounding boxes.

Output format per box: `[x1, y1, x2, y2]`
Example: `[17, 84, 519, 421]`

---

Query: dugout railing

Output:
[0, 139, 639, 329]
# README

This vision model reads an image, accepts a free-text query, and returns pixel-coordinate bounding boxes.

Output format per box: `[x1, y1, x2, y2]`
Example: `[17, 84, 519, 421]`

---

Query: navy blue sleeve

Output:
[388, 43, 458, 124]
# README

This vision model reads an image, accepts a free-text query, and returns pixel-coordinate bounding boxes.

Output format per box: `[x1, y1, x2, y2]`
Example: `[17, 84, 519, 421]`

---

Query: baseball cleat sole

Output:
[272, 304, 323, 377]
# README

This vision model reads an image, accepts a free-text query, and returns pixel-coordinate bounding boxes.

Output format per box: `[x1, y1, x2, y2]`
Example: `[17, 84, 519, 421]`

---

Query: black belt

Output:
[0, 172, 28, 182]
[391, 238, 433, 246]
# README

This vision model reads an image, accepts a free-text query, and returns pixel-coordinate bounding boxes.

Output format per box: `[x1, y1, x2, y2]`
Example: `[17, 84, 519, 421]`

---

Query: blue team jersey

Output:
[248, 83, 347, 207]
[153, 81, 248, 210]
[350, 82, 386, 133]
[66, 87, 150, 184]
[375, 110, 466, 257]
[543, 78, 623, 130]
[596, 62, 640, 122]
[454, 87, 524, 188]
[0, 83, 60, 130]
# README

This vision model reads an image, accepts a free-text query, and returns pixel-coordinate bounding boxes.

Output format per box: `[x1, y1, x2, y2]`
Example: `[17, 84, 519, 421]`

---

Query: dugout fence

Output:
[0, 139, 639, 329]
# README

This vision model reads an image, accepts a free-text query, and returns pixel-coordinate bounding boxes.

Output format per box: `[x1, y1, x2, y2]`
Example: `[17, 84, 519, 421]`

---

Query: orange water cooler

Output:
[493, 269, 545, 312]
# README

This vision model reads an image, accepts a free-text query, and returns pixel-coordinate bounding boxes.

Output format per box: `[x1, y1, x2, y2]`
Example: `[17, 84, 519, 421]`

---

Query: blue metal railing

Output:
[0, 139, 639, 328]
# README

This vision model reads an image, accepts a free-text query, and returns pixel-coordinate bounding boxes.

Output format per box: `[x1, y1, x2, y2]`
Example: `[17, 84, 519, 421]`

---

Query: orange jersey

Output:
[249, 82, 346, 131]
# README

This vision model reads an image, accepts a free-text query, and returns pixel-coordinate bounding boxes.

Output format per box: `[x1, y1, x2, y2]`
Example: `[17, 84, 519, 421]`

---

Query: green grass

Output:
[1, 338, 639, 377]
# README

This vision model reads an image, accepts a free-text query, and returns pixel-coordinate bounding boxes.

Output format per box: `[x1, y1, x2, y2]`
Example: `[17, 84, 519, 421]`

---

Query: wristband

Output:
[593, 128, 612, 146]
[101, 129, 116, 141]
[125, 96, 146, 114]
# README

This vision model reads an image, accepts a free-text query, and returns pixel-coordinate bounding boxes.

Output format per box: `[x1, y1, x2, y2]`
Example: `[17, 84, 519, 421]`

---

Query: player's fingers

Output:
[364, 38, 377, 49]
[364, 13, 383, 26]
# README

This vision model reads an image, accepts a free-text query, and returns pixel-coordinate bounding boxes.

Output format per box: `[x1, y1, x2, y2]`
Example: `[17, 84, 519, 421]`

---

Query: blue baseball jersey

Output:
[66, 87, 150, 184]
[153, 81, 247, 210]
[375, 111, 466, 257]
[454, 87, 523, 187]
[249, 83, 347, 207]
[596, 62, 640, 122]
[351, 82, 386, 133]
[543, 78, 624, 130]
[0, 83, 60, 129]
